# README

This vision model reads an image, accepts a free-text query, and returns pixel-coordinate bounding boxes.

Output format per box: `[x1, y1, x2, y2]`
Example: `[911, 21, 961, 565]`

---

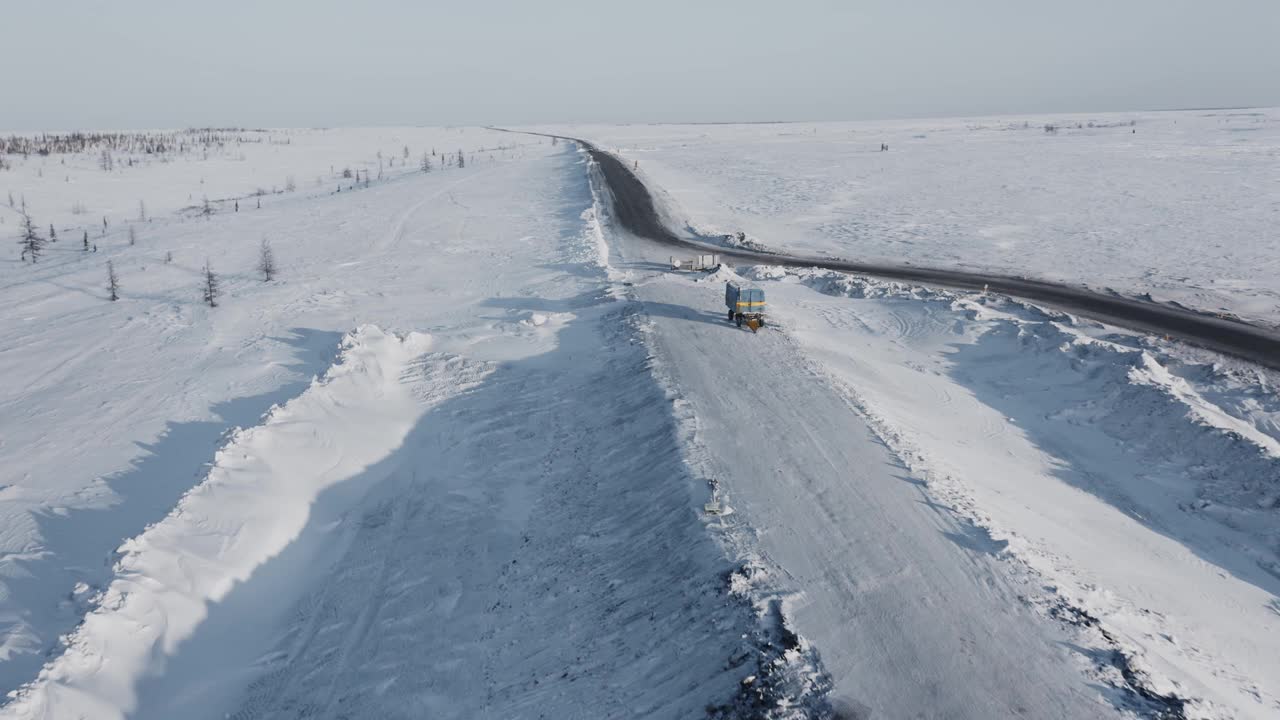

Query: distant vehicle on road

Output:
[726, 282, 766, 332]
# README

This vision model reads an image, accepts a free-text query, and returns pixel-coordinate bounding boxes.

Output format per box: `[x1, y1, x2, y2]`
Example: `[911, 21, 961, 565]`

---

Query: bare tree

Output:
[128, 225, 136, 245]
[106, 261, 120, 301]
[402, 145, 410, 159]
[201, 196, 213, 219]
[456, 149, 465, 169]
[202, 260, 220, 307]
[18, 214, 43, 262]
[421, 153, 432, 173]
[82, 230, 89, 251]
[48, 224, 57, 243]
[99, 149, 114, 172]
[257, 238, 276, 281]
[138, 199, 146, 222]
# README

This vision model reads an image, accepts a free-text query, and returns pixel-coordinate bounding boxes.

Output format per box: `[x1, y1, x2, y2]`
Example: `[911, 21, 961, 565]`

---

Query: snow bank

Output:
[1, 325, 442, 719]
[794, 267, 1280, 529]
[695, 264, 743, 285]
[756, 266, 1280, 718]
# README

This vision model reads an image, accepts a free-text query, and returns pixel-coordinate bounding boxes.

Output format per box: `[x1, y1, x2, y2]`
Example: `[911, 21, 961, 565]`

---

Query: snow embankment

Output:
[2, 325, 449, 719]
[745, 264, 1280, 718]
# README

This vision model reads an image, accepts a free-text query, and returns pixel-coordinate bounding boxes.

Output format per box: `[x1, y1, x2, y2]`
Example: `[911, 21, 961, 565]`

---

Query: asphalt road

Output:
[505, 130, 1280, 371]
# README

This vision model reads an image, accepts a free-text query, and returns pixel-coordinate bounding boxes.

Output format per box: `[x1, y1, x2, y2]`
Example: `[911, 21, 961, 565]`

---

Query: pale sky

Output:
[3, 0, 1278, 129]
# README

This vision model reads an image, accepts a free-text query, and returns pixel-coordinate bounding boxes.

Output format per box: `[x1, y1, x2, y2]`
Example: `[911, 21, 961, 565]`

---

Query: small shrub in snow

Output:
[258, 239, 276, 282]
[18, 214, 44, 262]
[202, 261, 220, 307]
[106, 261, 120, 301]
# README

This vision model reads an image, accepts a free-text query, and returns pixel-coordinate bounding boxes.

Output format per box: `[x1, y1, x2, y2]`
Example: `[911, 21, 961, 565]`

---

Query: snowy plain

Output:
[536, 108, 1280, 325]
[0, 126, 542, 697]
[0, 114, 1277, 720]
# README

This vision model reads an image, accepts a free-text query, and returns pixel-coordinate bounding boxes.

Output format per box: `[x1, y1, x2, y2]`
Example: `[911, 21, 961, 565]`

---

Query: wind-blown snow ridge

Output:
[1, 325, 449, 720]
[781, 265, 1280, 521]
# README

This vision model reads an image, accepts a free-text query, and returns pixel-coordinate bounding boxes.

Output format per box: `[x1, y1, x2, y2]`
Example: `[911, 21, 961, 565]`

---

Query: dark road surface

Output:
[499, 129, 1280, 370]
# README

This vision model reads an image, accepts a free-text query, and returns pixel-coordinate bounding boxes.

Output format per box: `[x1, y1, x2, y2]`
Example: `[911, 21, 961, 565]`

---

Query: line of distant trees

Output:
[0, 129, 265, 157]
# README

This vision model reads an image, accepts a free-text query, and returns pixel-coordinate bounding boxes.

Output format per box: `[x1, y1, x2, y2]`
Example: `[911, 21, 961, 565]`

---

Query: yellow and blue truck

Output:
[725, 282, 766, 332]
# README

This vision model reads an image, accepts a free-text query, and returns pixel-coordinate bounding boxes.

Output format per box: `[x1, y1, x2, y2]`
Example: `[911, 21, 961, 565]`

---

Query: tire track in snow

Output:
[375, 167, 495, 252]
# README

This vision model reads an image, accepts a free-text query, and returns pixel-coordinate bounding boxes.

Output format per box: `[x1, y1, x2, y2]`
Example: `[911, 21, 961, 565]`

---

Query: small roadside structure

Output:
[670, 254, 721, 272]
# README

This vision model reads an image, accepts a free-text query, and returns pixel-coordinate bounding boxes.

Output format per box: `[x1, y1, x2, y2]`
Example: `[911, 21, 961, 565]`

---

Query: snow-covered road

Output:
[606, 228, 1125, 719]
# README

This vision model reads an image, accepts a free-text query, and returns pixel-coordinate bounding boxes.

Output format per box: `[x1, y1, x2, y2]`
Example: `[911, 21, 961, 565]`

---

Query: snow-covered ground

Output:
[0, 126, 537, 696]
[0, 127, 533, 235]
[0, 136, 799, 718]
[1, 117, 1278, 720]
[534, 108, 1280, 325]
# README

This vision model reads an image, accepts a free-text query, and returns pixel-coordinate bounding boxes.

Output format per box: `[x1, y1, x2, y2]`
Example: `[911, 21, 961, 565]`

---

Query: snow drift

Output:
[2, 326, 446, 719]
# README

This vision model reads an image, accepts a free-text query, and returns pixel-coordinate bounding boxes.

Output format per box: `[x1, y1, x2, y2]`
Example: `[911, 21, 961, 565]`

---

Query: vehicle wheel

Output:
[735, 315, 743, 327]
[728, 309, 735, 322]
[758, 317, 766, 328]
